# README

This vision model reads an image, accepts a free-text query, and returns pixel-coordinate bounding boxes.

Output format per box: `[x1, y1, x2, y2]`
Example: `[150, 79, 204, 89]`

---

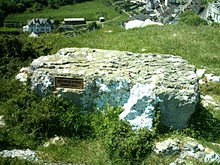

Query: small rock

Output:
[204, 149, 220, 163]
[201, 95, 218, 108]
[205, 74, 220, 82]
[183, 142, 199, 152]
[196, 69, 206, 78]
[43, 136, 65, 147]
[141, 48, 146, 52]
[0, 115, 5, 127]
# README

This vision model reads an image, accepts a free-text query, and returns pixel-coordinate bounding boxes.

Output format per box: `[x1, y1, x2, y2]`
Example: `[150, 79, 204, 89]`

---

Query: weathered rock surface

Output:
[27, 48, 199, 130]
[0, 149, 38, 161]
[154, 137, 220, 164]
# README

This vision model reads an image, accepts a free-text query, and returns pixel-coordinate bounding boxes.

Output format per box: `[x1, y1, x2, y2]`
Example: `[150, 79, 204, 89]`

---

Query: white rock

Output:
[43, 136, 65, 147]
[141, 48, 146, 52]
[29, 32, 38, 38]
[196, 69, 206, 78]
[125, 19, 163, 30]
[199, 79, 205, 85]
[15, 67, 30, 84]
[120, 83, 158, 130]
[205, 74, 220, 82]
[28, 48, 199, 130]
[125, 20, 144, 30]
[212, 76, 220, 82]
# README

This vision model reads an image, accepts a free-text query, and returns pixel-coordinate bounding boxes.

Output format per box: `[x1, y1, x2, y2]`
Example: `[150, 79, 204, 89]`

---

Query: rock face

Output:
[28, 48, 199, 130]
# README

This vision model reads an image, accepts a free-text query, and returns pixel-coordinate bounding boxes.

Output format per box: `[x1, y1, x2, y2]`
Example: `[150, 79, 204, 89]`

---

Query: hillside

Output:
[0, 0, 220, 164]
[4, 0, 119, 25]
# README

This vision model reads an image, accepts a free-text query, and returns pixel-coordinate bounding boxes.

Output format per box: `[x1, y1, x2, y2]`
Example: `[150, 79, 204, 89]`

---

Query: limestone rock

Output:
[0, 149, 38, 161]
[15, 67, 30, 85]
[27, 48, 199, 130]
[154, 137, 220, 164]
[43, 136, 65, 147]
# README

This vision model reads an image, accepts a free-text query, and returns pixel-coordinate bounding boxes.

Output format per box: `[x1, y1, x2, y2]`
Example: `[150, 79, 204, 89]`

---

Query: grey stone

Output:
[0, 149, 38, 161]
[155, 137, 220, 164]
[23, 48, 199, 130]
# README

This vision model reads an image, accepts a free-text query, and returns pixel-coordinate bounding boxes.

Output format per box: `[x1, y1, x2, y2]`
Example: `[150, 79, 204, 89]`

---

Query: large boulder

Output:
[28, 48, 199, 130]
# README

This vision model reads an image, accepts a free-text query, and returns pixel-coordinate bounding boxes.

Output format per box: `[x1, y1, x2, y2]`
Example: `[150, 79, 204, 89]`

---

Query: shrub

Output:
[1, 87, 92, 149]
[0, 35, 39, 78]
[92, 105, 155, 163]
[179, 10, 207, 26]
[87, 22, 100, 31]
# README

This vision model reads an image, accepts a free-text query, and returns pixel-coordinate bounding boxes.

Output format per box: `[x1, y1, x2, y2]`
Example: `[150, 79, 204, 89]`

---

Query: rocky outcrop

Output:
[26, 48, 199, 130]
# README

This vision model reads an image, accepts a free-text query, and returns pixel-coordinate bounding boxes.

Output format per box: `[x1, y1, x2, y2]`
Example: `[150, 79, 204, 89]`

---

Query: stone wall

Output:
[27, 48, 199, 130]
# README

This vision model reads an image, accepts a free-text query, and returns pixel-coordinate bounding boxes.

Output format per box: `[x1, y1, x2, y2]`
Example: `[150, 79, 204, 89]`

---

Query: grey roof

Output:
[28, 18, 54, 25]
[133, 13, 150, 21]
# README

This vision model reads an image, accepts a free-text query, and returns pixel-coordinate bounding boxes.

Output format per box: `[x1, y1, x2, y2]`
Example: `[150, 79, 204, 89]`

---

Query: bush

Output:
[92, 105, 155, 163]
[1, 88, 92, 149]
[87, 22, 100, 31]
[179, 10, 207, 26]
[0, 35, 39, 78]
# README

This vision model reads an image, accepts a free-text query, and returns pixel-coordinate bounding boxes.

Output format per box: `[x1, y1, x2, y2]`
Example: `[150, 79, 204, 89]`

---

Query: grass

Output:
[5, 0, 119, 24]
[28, 23, 220, 75]
[38, 137, 111, 164]
[1, 5, 220, 164]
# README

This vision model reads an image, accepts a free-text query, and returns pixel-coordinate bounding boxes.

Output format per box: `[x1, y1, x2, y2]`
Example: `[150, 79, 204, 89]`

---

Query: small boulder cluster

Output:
[154, 137, 220, 164]
[0, 149, 38, 162]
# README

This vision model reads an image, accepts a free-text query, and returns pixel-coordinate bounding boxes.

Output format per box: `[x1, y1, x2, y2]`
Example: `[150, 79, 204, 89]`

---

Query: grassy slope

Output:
[5, 0, 119, 23]
[31, 24, 220, 75]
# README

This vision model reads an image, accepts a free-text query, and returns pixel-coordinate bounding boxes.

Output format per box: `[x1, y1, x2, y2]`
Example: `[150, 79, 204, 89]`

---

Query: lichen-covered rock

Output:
[27, 48, 199, 130]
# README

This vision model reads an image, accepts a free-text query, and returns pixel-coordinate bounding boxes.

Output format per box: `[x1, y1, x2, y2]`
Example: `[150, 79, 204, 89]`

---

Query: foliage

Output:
[0, 27, 21, 35]
[0, 157, 40, 165]
[0, 35, 39, 78]
[92, 105, 155, 163]
[0, 88, 92, 149]
[200, 82, 220, 95]
[179, 10, 208, 26]
[87, 22, 100, 31]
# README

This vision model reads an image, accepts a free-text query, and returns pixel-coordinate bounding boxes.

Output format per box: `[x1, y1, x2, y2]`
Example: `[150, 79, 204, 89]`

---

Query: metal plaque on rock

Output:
[55, 77, 84, 89]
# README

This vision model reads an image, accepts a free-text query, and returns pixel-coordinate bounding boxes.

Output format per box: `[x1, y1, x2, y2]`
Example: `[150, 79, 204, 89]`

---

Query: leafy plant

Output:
[92, 105, 156, 163]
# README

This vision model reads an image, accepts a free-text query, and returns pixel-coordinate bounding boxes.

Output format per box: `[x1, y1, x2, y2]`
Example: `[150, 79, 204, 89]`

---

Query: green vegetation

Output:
[5, 0, 119, 25]
[179, 10, 208, 26]
[24, 24, 220, 75]
[0, 1, 220, 163]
